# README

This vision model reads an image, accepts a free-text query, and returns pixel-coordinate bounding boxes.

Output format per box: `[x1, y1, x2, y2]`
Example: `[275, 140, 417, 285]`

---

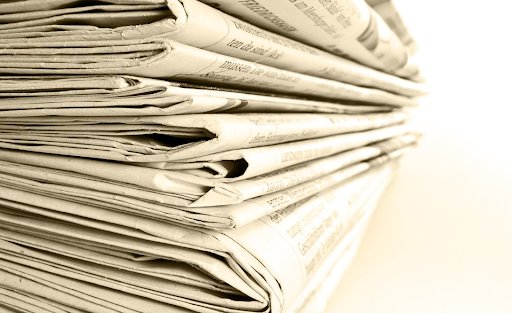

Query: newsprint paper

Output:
[0, 36, 417, 107]
[0, 0, 426, 97]
[0, 111, 410, 162]
[0, 159, 396, 313]
[197, 0, 419, 78]
[0, 75, 399, 118]
[0, 2, 421, 312]
[0, 129, 415, 229]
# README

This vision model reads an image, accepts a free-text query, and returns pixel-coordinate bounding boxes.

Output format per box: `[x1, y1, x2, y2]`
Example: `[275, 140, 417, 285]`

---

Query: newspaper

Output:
[284, 154, 392, 313]
[0, 75, 395, 118]
[0, 125, 415, 208]
[0, 284, 96, 313]
[0, 159, 395, 313]
[366, 0, 418, 53]
[191, 131, 416, 206]
[0, 0, 167, 15]
[156, 125, 412, 180]
[286, 196, 372, 313]
[0, 112, 409, 162]
[211, 165, 393, 313]
[0, 0, 426, 97]
[0, 36, 418, 107]
[0, 133, 410, 229]
[197, 0, 418, 77]
[185, 144, 406, 227]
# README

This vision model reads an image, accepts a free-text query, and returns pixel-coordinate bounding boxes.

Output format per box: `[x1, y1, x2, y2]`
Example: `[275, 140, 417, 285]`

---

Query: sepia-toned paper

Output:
[0, 0, 426, 97]
[0, 112, 409, 162]
[0, 36, 418, 106]
[0, 161, 394, 313]
[0, 75, 395, 118]
[365, 0, 418, 53]
[0, 138, 409, 228]
[198, 0, 418, 78]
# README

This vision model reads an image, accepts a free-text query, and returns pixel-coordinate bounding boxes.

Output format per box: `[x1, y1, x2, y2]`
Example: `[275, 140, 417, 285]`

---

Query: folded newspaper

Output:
[197, 0, 419, 79]
[366, 0, 418, 54]
[0, 158, 396, 313]
[0, 37, 419, 107]
[0, 111, 409, 162]
[0, 130, 416, 230]
[0, 75, 402, 118]
[0, 0, 426, 97]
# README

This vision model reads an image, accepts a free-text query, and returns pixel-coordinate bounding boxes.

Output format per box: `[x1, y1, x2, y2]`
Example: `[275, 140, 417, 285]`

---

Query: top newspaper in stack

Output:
[197, 0, 420, 78]
[0, 0, 426, 98]
[365, 0, 418, 53]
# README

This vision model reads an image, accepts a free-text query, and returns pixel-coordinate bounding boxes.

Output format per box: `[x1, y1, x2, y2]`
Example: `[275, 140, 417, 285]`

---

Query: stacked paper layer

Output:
[0, 0, 424, 312]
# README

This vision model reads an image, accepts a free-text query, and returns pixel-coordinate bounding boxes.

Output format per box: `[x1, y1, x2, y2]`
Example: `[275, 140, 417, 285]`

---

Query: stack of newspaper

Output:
[0, 1, 424, 312]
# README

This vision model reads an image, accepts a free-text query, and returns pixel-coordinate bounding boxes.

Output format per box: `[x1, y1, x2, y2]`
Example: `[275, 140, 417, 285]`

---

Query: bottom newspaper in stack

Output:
[0, 157, 397, 313]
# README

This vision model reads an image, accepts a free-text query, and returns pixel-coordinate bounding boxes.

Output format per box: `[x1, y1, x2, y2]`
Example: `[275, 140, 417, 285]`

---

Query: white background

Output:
[324, 0, 512, 312]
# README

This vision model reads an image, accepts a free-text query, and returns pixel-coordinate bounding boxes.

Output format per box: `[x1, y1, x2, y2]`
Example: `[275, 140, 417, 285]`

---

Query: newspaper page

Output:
[0, 126, 415, 208]
[0, 126, 398, 201]
[0, 132, 414, 229]
[184, 144, 406, 227]
[286, 160, 393, 313]
[0, 242, 270, 312]
[165, 125, 412, 180]
[366, 0, 418, 53]
[217, 161, 395, 312]
[0, 285, 80, 313]
[0, 284, 131, 313]
[167, 0, 424, 95]
[0, 0, 167, 15]
[0, 0, 426, 97]
[0, 126, 413, 185]
[193, 132, 417, 205]
[198, 0, 417, 77]
[0, 0, 91, 14]
[0, 158, 395, 313]
[0, 264, 227, 313]
[0, 202, 281, 312]
[0, 112, 409, 162]
[0, 75, 395, 118]
[0, 1, 169, 29]
[0, 141, 410, 229]
[286, 194, 373, 313]
[0, 37, 417, 107]
[292, 236, 363, 313]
